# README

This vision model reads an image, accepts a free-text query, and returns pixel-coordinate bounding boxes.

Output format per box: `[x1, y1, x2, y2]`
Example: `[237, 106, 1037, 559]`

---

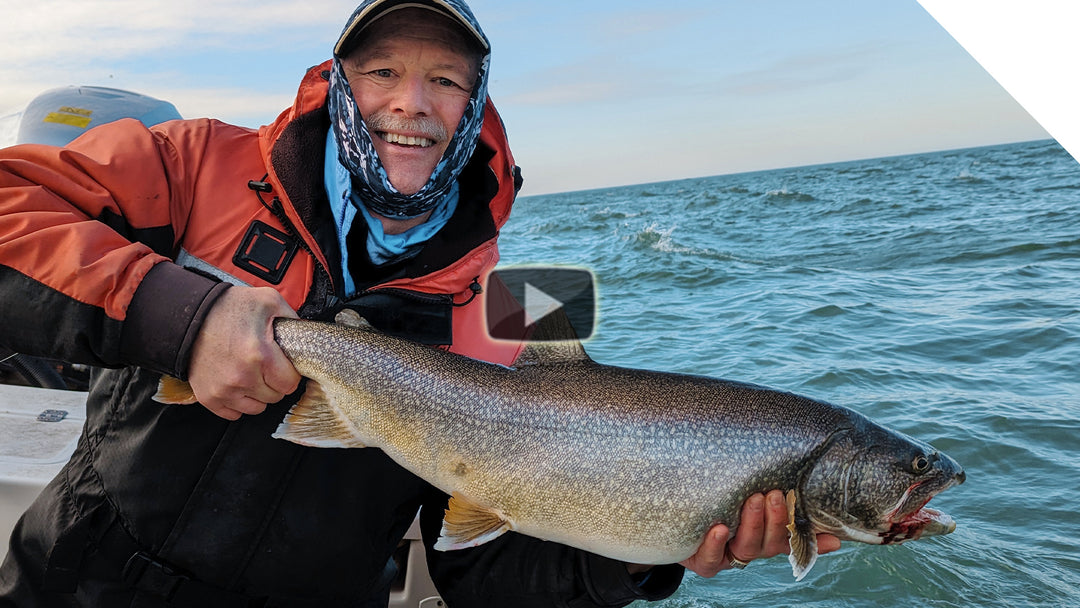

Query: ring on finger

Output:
[729, 556, 750, 570]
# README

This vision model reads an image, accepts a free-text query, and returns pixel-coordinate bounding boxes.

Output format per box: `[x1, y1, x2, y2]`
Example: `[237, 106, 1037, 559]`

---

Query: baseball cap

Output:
[335, 0, 489, 58]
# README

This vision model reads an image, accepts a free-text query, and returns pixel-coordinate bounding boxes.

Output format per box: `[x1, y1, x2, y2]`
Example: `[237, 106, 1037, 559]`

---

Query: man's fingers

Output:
[205, 402, 247, 421]
[761, 489, 792, 555]
[727, 493, 766, 561]
[682, 491, 842, 580]
[231, 396, 270, 416]
[195, 358, 294, 418]
[187, 286, 302, 418]
[263, 352, 302, 397]
[204, 395, 270, 420]
[248, 385, 287, 408]
[698, 525, 729, 569]
[679, 524, 730, 578]
[816, 533, 842, 554]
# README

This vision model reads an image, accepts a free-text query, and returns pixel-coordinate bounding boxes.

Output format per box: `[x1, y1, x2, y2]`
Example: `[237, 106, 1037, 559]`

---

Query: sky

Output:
[0, 0, 1052, 195]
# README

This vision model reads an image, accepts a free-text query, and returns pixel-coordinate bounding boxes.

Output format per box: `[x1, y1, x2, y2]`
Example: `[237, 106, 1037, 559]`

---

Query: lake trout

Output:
[156, 314, 965, 580]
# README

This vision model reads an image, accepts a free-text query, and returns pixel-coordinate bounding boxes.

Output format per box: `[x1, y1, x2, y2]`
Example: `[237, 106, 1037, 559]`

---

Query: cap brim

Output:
[335, 0, 489, 57]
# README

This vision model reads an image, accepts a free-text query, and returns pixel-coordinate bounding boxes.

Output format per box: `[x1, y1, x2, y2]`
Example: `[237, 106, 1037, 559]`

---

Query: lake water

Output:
[499, 139, 1080, 607]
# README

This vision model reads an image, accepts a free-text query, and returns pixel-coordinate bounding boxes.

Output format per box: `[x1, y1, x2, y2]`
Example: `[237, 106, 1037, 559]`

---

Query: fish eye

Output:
[912, 455, 931, 473]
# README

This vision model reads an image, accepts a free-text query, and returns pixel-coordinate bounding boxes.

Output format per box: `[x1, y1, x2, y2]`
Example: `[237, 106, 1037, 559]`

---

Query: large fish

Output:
[157, 314, 965, 580]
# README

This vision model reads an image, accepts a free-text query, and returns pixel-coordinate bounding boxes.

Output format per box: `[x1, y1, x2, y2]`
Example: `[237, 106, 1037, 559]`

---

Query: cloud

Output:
[0, 0, 355, 116]
[717, 42, 892, 97]
[152, 85, 297, 127]
[500, 80, 623, 107]
[490, 6, 705, 109]
[596, 9, 700, 40]
[1, 1, 351, 63]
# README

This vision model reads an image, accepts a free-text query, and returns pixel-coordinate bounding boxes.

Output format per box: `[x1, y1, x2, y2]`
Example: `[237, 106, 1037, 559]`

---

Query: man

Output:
[0, 0, 838, 606]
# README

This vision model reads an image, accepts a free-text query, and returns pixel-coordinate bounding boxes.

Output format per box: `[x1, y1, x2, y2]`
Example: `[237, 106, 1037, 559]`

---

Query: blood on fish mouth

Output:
[881, 500, 956, 544]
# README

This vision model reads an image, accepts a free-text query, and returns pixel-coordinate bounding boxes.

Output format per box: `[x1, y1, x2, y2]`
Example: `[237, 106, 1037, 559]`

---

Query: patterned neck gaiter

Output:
[326, 2, 491, 219]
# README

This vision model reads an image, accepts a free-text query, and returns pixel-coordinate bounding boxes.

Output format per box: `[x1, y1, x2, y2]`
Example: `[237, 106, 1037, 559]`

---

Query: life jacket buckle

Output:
[233, 220, 300, 285]
[122, 551, 188, 601]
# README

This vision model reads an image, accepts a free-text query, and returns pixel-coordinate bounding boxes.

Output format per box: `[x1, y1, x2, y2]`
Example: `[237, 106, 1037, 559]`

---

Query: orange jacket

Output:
[0, 60, 522, 372]
[0, 65, 692, 608]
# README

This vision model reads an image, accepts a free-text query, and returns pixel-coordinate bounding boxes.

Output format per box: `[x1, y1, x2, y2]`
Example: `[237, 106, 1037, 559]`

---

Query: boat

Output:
[0, 86, 444, 608]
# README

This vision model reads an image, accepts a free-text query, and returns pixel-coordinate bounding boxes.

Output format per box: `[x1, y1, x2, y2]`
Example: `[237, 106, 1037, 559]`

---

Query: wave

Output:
[764, 187, 817, 202]
[584, 206, 644, 222]
[934, 238, 1080, 264]
[629, 223, 688, 253]
[951, 170, 986, 184]
[1032, 182, 1080, 192]
[621, 223, 761, 267]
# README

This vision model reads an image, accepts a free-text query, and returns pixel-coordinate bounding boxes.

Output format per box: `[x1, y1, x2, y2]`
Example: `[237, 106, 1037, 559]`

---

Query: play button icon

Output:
[485, 266, 596, 341]
[524, 281, 564, 324]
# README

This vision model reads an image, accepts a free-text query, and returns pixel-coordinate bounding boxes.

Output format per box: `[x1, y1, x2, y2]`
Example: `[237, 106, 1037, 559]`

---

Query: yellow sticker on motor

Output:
[58, 106, 93, 117]
[43, 111, 92, 129]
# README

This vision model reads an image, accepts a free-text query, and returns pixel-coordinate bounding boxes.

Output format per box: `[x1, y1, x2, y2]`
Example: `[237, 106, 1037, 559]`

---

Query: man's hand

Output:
[187, 286, 302, 420]
[679, 490, 842, 578]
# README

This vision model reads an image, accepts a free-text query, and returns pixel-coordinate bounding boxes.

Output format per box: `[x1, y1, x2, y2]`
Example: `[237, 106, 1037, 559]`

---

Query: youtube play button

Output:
[485, 266, 596, 341]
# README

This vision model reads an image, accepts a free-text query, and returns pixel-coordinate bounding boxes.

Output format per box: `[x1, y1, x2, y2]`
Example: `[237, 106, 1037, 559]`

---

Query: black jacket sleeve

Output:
[420, 492, 685, 607]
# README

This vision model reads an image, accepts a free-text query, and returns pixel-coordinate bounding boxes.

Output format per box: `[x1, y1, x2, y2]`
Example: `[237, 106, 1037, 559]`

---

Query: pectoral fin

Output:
[434, 492, 513, 551]
[271, 381, 368, 448]
[153, 375, 199, 405]
[786, 489, 819, 581]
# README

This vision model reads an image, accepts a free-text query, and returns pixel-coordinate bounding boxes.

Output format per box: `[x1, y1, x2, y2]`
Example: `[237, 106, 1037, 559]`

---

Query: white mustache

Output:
[364, 113, 448, 143]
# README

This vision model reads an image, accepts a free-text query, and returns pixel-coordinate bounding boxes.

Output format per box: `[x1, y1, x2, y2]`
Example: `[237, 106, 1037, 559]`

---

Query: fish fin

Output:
[271, 381, 368, 448]
[334, 308, 377, 331]
[153, 375, 199, 405]
[434, 492, 512, 551]
[513, 309, 592, 367]
[785, 489, 819, 581]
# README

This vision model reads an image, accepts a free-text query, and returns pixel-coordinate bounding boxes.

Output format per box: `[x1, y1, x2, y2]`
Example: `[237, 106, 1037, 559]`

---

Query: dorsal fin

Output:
[512, 308, 592, 367]
[333, 308, 378, 331]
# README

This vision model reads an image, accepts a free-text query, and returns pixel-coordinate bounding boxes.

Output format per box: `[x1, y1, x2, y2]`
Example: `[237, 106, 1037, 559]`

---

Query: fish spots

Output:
[453, 462, 468, 477]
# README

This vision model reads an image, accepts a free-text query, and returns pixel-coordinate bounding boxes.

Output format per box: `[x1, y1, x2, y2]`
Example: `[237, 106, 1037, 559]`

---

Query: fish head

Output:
[801, 420, 965, 546]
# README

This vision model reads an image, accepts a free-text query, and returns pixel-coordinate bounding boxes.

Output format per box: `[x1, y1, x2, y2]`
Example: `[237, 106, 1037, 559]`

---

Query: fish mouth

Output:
[880, 476, 962, 544]
[882, 503, 956, 543]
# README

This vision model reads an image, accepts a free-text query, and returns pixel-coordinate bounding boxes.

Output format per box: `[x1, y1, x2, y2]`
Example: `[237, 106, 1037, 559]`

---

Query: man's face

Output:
[342, 10, 479, 197]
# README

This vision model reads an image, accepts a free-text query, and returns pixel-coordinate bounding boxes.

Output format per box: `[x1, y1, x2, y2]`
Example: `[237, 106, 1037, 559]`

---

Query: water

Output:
[498, 139, 1080, 607]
